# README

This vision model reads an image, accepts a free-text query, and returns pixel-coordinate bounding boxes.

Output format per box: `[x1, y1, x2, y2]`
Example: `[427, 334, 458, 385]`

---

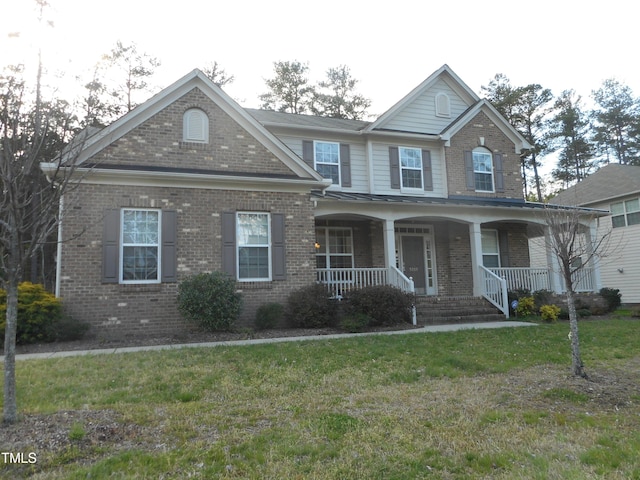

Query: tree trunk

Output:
[3, 276, 19, 424]
[566, 289, 587, 378]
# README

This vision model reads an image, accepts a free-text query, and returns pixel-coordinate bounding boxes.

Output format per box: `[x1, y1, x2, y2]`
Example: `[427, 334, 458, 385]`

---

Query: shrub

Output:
[532, 289, 553, 309]
[177, 272, 242, 331]
[577, 308, 592, 318]
[255, 303, 283, 330]
[0, 282, 63, 344]
[344, 285, 413, 326]
[339, 313, 372, 333]
[599, 287, 622, 312]
[515, 296, 536, 317]
[286, 283, 337, 328]
[539, 304, 561, 323]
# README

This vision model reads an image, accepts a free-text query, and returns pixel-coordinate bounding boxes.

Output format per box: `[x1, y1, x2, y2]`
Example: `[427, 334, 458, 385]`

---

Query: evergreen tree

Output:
[549, 90, 596, 186]
[310, 65, 371, 120]
[591, 79, 640, 165]
[259, 61, 314, 114]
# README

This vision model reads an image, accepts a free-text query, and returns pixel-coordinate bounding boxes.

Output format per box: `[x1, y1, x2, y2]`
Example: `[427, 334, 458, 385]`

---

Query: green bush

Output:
[515, 296, 536, 317]
[0, 282, 63, 344]
[339, 313, 372, 333]
[599, 287, 622, 312]
[286, 284, 337, 328]
[577, 308, 592, 318]
[177, 272, 242, 331]
[539, 304, 561, 323]
[255, 303, 283, 330]
[344, 285, 413, 326]
[532, 289, 553, 309]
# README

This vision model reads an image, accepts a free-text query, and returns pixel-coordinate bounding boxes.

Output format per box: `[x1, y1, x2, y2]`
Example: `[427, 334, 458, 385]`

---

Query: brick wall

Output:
[60, 185, 316, 338]
[446, 111, 523, 200]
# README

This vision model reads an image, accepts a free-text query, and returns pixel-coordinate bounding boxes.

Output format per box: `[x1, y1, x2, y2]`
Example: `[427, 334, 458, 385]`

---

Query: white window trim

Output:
[236, 212, 272, 282]
[120, 208, 162, 284]
[611, 198, 640, 228]
[313, 140, 341, 186]
[473, 149, 495, 193]
[315, 227, 354, 269]
[183, 108, 209, 143]
[399, 146, 424, 193]
[481, 229, 501, 268]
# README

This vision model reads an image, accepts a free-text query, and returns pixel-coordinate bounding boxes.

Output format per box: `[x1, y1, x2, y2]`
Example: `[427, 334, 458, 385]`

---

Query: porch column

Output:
[544, 226, 563, 293]
[469, 222, 483, 296]
[588, 221, 602, 292]
[382, 218, 396, 269]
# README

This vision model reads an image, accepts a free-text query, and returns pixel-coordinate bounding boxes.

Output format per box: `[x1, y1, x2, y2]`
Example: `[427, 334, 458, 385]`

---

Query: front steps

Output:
[414, 296, 506, 325]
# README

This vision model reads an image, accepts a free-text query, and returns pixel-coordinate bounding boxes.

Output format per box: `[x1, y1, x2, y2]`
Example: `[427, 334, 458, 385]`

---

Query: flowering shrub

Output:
[540, 304, 561, 323]
[515, 296, 535, 317]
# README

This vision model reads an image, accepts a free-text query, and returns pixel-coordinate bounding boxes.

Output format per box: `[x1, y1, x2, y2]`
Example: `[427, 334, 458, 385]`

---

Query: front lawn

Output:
[2, 319, 640, 479]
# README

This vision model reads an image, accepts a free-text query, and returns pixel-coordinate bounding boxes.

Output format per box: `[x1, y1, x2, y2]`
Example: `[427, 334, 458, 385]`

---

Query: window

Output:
[481, 229, 500, 268]
[611, 198, 640, 228]
[183, 108, 209, 143]
[121, 209, 160, 283]
[314, 141, 340, 184]
[399, 147, 423, 190]
[473, 149, 494, 192]
[315, 227, 354, 269]
[237, 213, 271, 281]
[435, 92, 451, 117]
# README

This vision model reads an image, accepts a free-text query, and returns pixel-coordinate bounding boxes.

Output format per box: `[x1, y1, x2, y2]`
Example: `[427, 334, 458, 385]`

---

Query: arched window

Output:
[183, 108, 209, 143]
[435, 92, 451, 117]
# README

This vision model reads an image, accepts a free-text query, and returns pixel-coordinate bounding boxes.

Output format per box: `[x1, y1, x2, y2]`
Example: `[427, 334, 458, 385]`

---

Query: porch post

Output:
[588, 221, 602, 292]
[382, 218, 396, 269]
[469, 222, 483, 296]
[544, 226, 563, 293]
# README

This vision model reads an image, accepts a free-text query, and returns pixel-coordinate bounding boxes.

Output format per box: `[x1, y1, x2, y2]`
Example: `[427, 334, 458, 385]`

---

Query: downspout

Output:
[55, 195, 64, 298]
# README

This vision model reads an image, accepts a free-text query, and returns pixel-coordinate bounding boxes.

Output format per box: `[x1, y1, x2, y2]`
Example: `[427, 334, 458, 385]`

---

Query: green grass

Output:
[2, 318, 640, 479]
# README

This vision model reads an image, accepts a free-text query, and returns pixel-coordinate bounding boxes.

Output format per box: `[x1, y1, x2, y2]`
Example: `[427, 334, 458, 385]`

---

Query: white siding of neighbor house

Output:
[379, 79, 472, 134]
[276, 134, 369, 192]
[593, 201, 640, 304]
[371, 141, 445, 197]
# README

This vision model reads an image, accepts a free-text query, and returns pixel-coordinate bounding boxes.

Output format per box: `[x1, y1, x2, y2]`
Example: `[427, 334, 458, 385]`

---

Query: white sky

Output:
[3, 0, 638, 119]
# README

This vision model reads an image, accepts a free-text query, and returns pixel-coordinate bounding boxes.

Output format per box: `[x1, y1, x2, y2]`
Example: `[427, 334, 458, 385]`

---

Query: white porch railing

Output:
[316, 266, 415, 298]
[559, 267, 595, 293]
[480, 266, 509, 318]
[489, 267, 550, 292]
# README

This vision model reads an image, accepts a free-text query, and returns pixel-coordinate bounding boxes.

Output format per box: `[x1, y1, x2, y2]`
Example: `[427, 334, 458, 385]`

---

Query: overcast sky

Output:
[3, 0, 638, 118]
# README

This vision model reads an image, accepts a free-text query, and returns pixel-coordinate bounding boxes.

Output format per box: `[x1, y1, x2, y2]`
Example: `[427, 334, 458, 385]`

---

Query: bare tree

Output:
[201, 61, 235, 88]
[1, 62, 80, 423]
[542, 205, 610, 378]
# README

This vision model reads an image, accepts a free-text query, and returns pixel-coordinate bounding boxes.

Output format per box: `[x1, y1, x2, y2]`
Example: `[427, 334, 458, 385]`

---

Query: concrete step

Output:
[414, 296, 505, 325]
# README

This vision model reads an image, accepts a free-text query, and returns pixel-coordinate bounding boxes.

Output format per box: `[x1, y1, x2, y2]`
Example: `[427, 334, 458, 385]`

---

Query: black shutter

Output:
[161, 210, 177, 282]
[340, 143, 351, 187]
[271, 213, 286, 280]
[389, 146, 400, 189]
[102, 209, 120, 283]
[494, 153, 504, 192]
[464, 150, 475, 190]
[422, 149, 433, 191]
[221, 212, 236, 277]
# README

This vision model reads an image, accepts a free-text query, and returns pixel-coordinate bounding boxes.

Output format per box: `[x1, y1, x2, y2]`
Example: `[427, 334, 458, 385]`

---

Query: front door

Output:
[401, 236, 427, 295]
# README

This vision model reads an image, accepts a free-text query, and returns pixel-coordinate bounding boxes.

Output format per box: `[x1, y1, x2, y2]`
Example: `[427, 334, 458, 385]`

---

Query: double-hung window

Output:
[611, 198, 640, 228]
[314, 141, 340, 185]
[399, 147, 423, 190]
[473, 149, 494, 192]
[237, 212, 271, 281]
[121, 209, 160, 283]
[315, 227, 354, 269]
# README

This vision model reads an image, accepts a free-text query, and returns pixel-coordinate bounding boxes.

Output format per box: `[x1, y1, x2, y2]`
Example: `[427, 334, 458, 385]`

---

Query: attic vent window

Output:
[183, 108, 209, 143]
[435, 92, 451, 118]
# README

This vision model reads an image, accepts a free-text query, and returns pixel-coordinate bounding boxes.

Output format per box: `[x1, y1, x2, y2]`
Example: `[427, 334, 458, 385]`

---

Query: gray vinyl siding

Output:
[371, 142, 444, 197]
[380, 79, 471, 134]
[277, 134, 369, 192]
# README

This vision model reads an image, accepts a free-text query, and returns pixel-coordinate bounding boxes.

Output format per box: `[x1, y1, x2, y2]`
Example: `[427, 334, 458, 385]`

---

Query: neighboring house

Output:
[548, 164, 640, 304]
[41, 65, 603, 338]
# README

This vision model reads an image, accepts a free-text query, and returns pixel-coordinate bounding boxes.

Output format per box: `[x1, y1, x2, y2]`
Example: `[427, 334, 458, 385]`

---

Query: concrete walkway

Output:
[6, 321, 536, 362]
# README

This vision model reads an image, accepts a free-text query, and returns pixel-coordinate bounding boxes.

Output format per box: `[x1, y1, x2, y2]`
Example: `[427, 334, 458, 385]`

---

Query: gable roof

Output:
[59, 69, 325, 181]
[364, 64, 479, 133]
[550, 164, 640, 207]
[246, 108, 369, 133]
[440, 99, 533, 153]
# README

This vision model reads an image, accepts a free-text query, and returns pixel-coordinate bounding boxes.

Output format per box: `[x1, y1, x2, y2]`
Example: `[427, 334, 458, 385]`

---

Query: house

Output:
[41, 65, 603, 338]
[548, 164, 640, 304]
